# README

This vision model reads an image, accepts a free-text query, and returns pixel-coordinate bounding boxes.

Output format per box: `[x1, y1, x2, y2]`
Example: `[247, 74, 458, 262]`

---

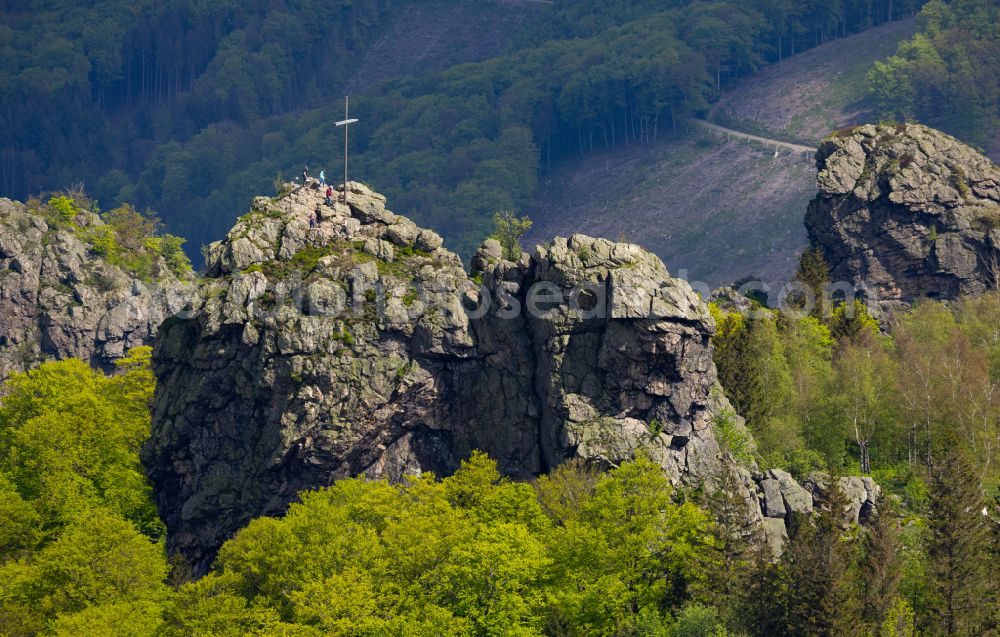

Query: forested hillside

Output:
[527, 17, 919, 287]
[708, 18, 918, 146]
[1, 0, 925, 263]
[869, 0, 1000, 153]
[713, 263, 1000, 491]
[0, 0, 397, 192]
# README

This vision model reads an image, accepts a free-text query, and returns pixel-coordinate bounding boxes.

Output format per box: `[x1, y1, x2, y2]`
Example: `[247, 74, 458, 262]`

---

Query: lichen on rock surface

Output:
[806, 123, 1000, 316]
[0, 197, 193, 381]
[146, 182, 832, 573]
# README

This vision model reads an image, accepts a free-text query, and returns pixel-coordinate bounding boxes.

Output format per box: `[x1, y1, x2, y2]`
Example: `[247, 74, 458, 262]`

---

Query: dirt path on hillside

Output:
[692, 119, 815, 154]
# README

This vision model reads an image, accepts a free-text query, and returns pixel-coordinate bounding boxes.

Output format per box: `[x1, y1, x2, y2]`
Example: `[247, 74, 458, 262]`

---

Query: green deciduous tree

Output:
[0, 350, 170, 635]
[713, 310, 801, 464]
[489, 210, 533, 261]
[544, 454, 715, 632]
[3, 513, 168, 621]
[0, 351, 162, 538]
[828, 338, 898, 474]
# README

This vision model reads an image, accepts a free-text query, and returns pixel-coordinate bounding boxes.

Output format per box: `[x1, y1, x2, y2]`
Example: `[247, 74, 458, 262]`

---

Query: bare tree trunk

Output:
[925, 417, 934, 473]
[854, 415, 872, 473]
[623, 100, 629, 150]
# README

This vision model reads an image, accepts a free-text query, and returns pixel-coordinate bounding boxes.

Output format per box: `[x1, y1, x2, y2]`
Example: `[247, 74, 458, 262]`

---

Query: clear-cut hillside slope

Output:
[708, 18, 917, 147]
[528, 18, 917, 289]
[345, 0, 538, 93]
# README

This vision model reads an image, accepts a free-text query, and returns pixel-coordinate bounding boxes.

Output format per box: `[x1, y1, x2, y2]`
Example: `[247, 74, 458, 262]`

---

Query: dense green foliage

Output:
[0, 0, 920, 262]
[30, 191, 192, 281]
[0, 349, 171, 635]
[712, 290, 1000, 490]
[0, 342, 996, 634]
[158, 454, 721, 636]
[707, 264, 1000, 635]
[868, 0, 1000, 147]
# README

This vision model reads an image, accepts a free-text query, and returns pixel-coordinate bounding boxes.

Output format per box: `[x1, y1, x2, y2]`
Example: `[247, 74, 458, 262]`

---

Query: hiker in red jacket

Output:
[325, 186, 334, 206]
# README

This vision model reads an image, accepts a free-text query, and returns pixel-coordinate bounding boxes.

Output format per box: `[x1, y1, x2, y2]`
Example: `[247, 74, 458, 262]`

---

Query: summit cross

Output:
[335, 95, 359, 205]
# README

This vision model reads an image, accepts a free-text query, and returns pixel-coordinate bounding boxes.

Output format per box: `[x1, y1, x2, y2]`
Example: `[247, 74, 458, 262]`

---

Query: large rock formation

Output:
[146, 182, 851, 572]
[806, 123, 1000, 315]
[0, 198, 193, 381]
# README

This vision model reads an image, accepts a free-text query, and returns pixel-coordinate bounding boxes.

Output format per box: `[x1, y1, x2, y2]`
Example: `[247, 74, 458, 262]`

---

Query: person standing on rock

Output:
[325, 185, 334, 206]
[302, 166, 309, 186]
[319, 170, 326, 186]
[309, 211, 317, 231]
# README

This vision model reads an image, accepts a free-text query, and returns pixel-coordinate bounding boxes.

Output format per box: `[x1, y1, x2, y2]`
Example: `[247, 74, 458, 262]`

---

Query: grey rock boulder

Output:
[759, 478, 787, 519]
[803, 472, 881, 525]
[0, 198, 193, 382]
[806, 123, 1000, 317]
[772, 468, 814, 515]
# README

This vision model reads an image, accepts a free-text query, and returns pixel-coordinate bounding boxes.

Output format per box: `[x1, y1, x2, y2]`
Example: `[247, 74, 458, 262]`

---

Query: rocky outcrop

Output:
[145, 182, 864, 573]
[0, 198, 193, 381]
[806, 123, 1000, 316]
[709, 286, 757, 315]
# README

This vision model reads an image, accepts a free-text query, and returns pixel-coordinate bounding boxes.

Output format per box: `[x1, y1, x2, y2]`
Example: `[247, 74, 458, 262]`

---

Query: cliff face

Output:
[806, 123, 1000, 315]
[147, 182, 789, 572]
[147, 182, 886, 573]
[0, 198, 192, 381]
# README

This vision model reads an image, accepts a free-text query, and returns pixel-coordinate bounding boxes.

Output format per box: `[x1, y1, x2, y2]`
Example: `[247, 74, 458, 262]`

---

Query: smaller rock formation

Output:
[0, 198, 193, 381]
[806, 123, 1000, 316]
[709, 286, 756, 315]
